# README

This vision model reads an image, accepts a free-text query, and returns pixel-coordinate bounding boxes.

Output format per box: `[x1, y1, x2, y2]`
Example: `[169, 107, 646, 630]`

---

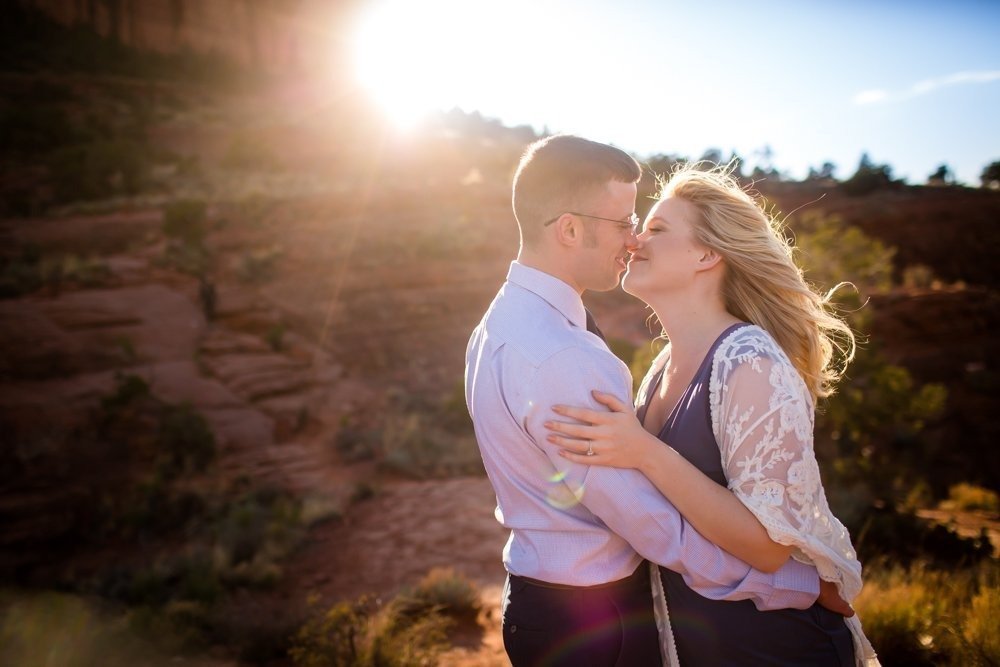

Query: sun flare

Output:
[352, 1, 445, 129]
[350, 0, 583, 131]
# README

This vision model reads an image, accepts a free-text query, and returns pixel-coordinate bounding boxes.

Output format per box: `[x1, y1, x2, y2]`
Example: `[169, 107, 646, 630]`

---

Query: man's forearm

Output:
[578, 466, 819, 609]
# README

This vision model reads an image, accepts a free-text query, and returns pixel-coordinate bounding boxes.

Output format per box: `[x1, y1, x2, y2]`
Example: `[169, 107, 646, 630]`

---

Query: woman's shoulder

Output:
[710, 324, 812, 412]
[713, 323, 789, 370]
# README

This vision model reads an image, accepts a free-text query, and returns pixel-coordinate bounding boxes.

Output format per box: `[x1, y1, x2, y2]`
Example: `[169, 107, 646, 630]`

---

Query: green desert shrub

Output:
[156, 403, 216, 477]
[0, 104, 87, 154]
[41, 254, 113, 289]
[299, 494, 343, 526]
[47, 139, 148, 202]
[290, 594, 449, 667]
[0, 250, 112, 298]
[787, 214, 964, 513]
[99, 487, 309, 611]
[211, 487, 303, 588]
[394, 567, 481, 623]
[90, 375, 218, 538]
[99, 373, 151, 418]
[265, 323, 285, 351]
[818, 346, 949, 518]
[159, 241, 210, 276]
[902, 264, 937, 290]
[793, 213, 895, 302]
[0, 591, 179, 667]
[237, 245, 282, 283]
[162, 199, 208, 246]
[940, 483, 999, 513]
[0, 253, 42, 298]
[379, 412, 482, 479]
[372, 389, 484, 478]
[851, 506, 993, 567]
[349, 482, 377, 504]
[334, 418, 378, 464]
[221, 611, 302, 665]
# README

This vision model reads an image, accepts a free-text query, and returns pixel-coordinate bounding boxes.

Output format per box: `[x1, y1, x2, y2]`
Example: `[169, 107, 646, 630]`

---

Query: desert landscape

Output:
[1, 2, 998, 666]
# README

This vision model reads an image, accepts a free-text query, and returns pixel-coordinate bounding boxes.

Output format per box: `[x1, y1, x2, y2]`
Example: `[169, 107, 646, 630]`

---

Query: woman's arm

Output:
[547, 393, 794, 572]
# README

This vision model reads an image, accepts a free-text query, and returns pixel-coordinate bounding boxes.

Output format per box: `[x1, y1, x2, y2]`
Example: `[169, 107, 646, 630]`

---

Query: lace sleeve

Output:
[710, 326, 879, 666]
[709, 327, 864, 600]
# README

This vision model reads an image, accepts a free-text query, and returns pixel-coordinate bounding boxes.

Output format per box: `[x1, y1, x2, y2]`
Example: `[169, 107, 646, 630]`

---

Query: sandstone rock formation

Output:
[23, 0, 361, 72]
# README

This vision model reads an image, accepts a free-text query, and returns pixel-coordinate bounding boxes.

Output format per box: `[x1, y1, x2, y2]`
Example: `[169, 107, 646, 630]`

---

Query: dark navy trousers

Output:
[501, 563, 661, 667]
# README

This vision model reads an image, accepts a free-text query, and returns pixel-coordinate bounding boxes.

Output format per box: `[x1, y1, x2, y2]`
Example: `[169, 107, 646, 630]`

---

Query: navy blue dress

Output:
[637, 324, 855, 666]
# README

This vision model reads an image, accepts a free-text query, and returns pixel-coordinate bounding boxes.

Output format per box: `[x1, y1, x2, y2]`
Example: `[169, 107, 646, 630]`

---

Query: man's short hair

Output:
[512, 135, 641, 244]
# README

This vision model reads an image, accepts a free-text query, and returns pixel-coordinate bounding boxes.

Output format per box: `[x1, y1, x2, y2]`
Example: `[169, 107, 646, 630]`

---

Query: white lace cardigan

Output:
[640, 325, 879, 667]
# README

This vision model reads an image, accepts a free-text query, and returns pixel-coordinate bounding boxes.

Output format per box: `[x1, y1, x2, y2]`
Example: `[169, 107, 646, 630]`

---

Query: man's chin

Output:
[603, 273, 625, 292]
[584, 268, 626, 293]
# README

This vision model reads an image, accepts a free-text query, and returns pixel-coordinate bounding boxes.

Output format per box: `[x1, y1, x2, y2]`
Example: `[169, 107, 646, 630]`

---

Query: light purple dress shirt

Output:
[464, 261, 819, 609]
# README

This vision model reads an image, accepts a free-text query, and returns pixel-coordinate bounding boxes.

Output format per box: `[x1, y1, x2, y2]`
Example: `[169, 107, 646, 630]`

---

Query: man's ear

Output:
[552, 213, 580, 247]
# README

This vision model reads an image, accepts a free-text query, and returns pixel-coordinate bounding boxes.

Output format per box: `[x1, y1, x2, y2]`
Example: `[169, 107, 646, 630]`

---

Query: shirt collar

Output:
[506, 261, 587, 330]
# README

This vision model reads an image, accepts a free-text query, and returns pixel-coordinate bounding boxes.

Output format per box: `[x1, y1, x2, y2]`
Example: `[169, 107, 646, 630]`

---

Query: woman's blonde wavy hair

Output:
[658, 163, 856, 401]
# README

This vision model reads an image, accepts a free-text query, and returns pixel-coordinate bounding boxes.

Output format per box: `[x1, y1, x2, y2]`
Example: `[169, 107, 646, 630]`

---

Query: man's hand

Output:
[817, 579, 855, 617]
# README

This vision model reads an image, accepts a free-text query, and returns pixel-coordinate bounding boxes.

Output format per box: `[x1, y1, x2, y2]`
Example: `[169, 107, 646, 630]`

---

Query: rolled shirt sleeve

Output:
[521, 345, 819, 610]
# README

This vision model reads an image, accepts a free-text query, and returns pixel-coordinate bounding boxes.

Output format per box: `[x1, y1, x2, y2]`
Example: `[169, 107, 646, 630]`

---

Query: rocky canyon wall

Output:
[22, 0, 361, 72]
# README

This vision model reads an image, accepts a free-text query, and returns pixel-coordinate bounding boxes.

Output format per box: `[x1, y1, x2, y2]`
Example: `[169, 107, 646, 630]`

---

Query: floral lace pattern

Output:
[706, 325, 878, 666]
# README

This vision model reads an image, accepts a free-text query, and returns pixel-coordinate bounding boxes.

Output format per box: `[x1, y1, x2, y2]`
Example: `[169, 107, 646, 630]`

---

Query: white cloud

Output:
[854, 89, 889, 105]
[910, 70, 1000, 95]
[853, 70, 1000, 105]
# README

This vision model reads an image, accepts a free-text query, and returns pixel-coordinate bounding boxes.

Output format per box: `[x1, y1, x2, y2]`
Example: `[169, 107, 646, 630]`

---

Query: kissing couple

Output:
[465, 135, 879, 666]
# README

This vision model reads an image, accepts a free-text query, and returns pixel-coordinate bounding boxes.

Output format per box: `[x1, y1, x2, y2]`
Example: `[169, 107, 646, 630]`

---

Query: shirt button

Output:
[511, 625, 517, 633]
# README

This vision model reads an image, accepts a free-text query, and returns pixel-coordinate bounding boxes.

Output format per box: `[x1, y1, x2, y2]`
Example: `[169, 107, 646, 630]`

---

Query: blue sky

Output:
[352, 0, 1000, 184]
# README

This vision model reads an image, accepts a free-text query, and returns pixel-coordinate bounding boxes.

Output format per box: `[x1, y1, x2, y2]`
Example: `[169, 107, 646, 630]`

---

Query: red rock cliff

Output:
[22, 0, 361, 72]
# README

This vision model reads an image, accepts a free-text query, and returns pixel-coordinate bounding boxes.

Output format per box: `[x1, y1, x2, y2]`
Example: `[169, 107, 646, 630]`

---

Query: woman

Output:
[544, 164, 879, 666]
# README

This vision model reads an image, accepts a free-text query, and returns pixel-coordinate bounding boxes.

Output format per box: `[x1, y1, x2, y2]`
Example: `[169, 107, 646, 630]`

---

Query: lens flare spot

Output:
[546, 483, 585, 510]
[530, 609, 660, 664]
[548, 470, 568, 483]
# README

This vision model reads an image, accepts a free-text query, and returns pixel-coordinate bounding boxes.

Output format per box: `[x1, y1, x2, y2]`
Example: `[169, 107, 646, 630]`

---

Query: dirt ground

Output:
[222, 476, 511, 666]
[4, 184, 998, 666]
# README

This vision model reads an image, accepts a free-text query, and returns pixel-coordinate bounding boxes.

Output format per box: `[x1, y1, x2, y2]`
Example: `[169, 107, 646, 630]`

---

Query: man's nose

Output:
[625, 232, 641, 250]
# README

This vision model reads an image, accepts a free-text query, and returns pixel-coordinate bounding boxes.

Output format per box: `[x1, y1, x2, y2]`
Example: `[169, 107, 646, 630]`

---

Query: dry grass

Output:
[0, 591, 190, 667]
[855, 559, 1000, 666]
[940, 483, 1000, 513]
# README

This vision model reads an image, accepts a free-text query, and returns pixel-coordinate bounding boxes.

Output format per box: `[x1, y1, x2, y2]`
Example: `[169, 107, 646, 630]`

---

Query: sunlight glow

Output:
[349, 0, 630, 132]
[346, 1, 1000, 185]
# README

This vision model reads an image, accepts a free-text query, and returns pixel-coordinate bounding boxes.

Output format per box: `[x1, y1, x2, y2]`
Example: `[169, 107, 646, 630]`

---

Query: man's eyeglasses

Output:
[544, 211, 641, 234]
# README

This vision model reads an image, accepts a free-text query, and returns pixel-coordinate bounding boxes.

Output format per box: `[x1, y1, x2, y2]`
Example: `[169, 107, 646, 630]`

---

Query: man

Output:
[465, 135, 846, 666]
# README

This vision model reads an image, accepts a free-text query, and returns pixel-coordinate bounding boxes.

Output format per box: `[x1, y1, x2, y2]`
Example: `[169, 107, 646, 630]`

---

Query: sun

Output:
[347, 0, 636, 139]
[349, 0, 543, 131]
[351, 2, 439, 129]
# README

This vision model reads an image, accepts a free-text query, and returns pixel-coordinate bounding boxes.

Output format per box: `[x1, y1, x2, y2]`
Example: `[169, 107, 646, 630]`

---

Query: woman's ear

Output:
[696, 247, 723, 271]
